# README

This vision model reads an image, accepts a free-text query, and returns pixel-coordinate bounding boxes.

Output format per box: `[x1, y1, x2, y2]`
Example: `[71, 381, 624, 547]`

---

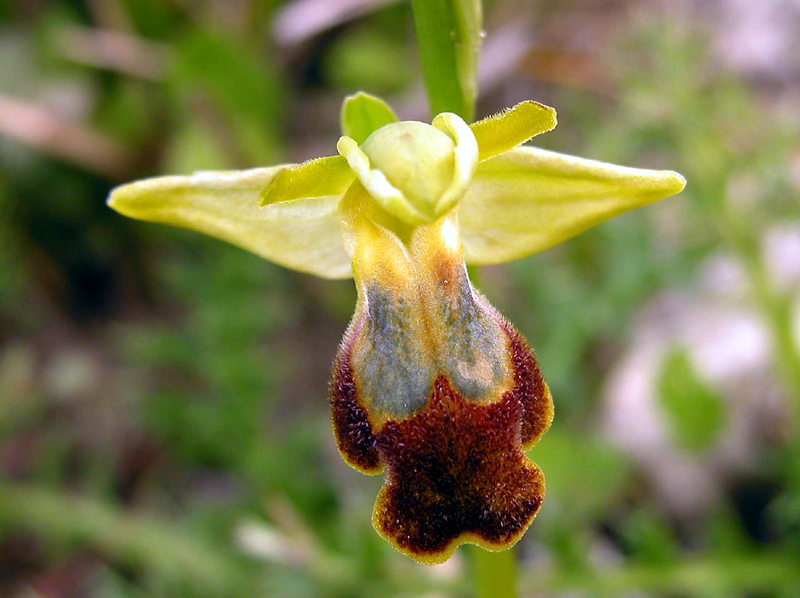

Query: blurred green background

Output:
[1, 0, 799, 596]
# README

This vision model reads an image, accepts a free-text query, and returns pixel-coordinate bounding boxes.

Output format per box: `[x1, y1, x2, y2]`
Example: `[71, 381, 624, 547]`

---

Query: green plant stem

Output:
[410, 0, 482, 121]
[472, 547, 517, 598]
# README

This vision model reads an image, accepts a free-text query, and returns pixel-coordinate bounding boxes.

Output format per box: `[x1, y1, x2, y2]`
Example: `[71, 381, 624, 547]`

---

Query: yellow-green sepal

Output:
[108, 167, 353, 279]
[340, 92, 398, 144]
[259, 155, 353, 206]
[459, 146, 686, 264]
[470, 101, 557, 162]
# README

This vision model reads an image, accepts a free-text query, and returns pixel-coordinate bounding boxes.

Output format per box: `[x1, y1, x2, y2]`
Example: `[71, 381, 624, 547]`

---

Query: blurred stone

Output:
[43, 349, 100, 403]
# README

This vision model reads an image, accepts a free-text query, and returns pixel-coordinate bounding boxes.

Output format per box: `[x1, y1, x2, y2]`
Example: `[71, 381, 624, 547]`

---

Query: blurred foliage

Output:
[0, 0, 799, 596]
[657, 347, 726, 452]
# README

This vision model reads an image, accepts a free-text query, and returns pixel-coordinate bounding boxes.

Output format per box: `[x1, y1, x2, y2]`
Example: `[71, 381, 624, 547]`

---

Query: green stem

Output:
[410, 0, 482, 121]
[472, 547, 518, 598]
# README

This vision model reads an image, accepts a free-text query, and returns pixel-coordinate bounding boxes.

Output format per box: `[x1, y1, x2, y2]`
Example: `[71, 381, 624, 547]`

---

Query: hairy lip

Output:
[330, 308, 553, 564]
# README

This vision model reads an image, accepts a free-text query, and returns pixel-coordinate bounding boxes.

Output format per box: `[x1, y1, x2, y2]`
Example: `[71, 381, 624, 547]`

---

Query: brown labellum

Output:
[330, 189, 553, 564]
[330, 307, 552, 564]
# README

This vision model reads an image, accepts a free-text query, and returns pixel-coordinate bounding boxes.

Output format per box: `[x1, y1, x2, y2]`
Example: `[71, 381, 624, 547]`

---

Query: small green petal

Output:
[259, 155, 353, 206]
[470, 101, 557, 162]
[108, 167, 352, 279]
[459, 146, 686, 264]
[340, 92, 398, 144]
[337, 135, 431, 225]
[431, 112, 479, 215]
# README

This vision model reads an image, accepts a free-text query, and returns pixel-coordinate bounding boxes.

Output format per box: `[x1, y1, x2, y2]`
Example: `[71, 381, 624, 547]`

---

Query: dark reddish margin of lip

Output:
[498, 315, 553, 449]
[329, 313, 382, 474]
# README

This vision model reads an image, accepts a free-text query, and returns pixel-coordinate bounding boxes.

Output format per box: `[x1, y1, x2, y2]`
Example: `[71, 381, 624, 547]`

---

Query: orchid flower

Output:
[108, 92, 685, 565]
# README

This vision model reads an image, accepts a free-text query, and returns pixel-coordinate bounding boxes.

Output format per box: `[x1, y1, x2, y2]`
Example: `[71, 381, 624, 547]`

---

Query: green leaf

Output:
[470, 101, 557, 162]
[340, 92, 398, 144]
[410, 0, 482, 122]
[656, 347, 726, 453]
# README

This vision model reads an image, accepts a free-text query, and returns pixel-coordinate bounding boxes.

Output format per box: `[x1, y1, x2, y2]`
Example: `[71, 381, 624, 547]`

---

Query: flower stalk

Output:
[472, 546, 518, 598]
[410, 0, 482, 121]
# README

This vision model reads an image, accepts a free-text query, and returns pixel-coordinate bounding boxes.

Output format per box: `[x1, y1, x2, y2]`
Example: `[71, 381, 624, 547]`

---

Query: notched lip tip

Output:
[376, 523, 533, 566]
[373, 478, 544, 565]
